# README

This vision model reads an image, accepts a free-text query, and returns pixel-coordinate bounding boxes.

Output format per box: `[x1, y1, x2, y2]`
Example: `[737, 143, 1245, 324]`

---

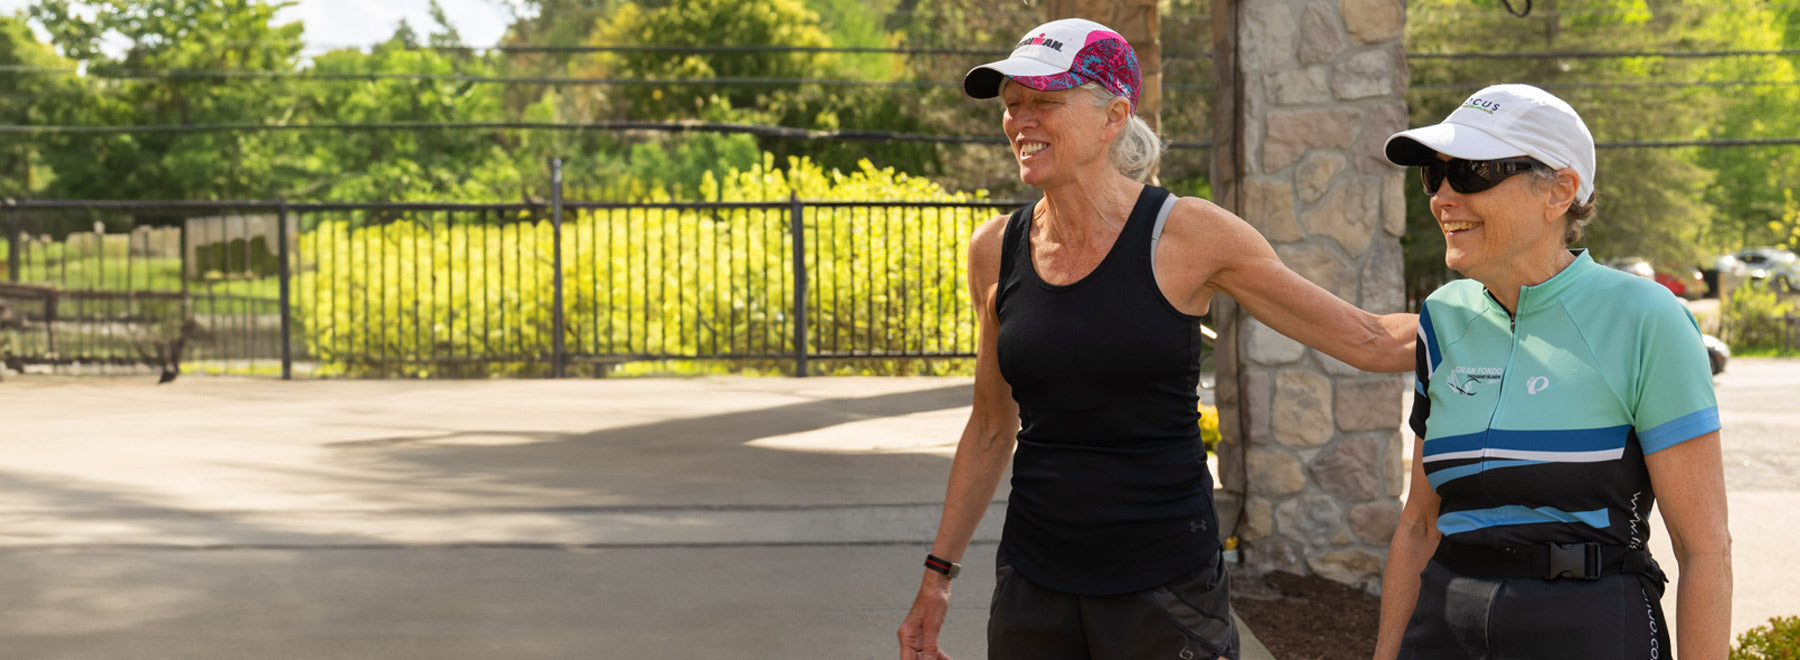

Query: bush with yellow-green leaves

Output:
[1733, 615, 1800, 660]
[294, 155, 991, 377]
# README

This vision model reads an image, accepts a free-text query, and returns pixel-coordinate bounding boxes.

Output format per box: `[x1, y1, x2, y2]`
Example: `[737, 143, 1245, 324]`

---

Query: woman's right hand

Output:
[897, 577, 955, 660]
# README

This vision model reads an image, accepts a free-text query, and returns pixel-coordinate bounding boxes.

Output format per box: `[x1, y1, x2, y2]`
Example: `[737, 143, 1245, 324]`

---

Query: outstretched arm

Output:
[1210, 214, 1413, 372]
[1159, 199, 1414, 373]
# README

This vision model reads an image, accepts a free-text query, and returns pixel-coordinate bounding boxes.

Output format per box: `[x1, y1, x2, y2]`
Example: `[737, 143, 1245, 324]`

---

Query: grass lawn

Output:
[8, 239, 281, 316]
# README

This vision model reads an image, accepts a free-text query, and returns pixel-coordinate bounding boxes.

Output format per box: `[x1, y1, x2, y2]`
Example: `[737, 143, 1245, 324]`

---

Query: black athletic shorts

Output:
[988, 554, 1239, 660]
[1399, 558, 1669, 659]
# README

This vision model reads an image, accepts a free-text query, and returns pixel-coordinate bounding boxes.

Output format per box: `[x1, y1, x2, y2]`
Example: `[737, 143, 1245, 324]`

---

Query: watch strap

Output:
[924, 554, 961, 580]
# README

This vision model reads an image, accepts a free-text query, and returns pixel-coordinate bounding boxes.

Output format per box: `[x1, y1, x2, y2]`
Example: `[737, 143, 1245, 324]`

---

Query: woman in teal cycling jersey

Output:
[1376, 84, 1731, 659]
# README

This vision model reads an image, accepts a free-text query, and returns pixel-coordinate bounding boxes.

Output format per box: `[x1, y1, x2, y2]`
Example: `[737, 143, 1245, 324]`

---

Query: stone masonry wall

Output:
[1211, 0, 1410, 592]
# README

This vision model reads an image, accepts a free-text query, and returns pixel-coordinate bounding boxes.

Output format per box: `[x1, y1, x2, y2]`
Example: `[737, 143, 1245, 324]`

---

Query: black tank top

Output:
[995, 185, 1218, 595]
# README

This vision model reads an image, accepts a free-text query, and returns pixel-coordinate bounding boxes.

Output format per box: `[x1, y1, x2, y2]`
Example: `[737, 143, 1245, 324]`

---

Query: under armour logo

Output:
[1527, 376, 1550, 394]
[1189, 520, 1206, 533]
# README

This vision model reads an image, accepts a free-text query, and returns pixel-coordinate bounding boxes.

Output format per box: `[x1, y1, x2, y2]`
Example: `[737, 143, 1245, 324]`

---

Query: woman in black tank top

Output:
[897, 18, 1417, 660]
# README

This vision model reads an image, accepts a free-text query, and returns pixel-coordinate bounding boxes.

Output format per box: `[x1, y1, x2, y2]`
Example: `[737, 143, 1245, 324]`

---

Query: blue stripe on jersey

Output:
[1438, 505, 1611, 536]
[1421, 432, 1485, 459]
[1420, 304, 1443, 372]
[1423, 426, 1631, 462]
[1639, 406, 1721, 454]
[1425, 459, 1546, 490]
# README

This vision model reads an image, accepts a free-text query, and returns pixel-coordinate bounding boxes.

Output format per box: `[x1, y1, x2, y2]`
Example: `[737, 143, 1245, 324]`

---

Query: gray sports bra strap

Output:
[1149, 194, 1179, 269]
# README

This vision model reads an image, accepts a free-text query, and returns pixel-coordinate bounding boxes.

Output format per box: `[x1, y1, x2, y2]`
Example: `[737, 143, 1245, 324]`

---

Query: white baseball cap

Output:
[1385, 84, 1596, 204]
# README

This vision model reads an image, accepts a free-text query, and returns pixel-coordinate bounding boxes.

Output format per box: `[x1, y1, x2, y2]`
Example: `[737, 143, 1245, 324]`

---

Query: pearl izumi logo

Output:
[1018, 33, 1065, 51]
[1462, 98, 1502, 114]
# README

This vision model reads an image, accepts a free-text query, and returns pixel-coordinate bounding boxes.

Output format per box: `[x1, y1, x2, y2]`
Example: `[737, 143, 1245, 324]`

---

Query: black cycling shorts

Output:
[1400, 558, 1669, 659]
[988, 554, 1239, 660]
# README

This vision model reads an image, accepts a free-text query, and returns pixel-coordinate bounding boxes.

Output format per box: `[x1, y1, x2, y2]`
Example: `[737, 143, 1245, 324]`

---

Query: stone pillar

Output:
[1209, 0, 1409, 592]
[1045, 0, 1161, 133]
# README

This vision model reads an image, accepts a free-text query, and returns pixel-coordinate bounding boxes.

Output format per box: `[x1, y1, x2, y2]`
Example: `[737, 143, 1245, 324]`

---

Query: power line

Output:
[1598, 137, 1800, 149]
[379, 43, 1800, 61]
[0, 119, 1220, 149]
[1410, 48, 1800, 61]
[301, 43, 1800, 63]
[453, 44, 1014, 56]
[1412, 79, 1800, 93]
[0, 120, 985, 141]
[0, 65, 959, 88]
[328, 43, 1216, 59]
[294, 42, 1218, 58]
[3, 119, 1791, 150]
[20, 64, 1800, 94]
[1414, 2, 1800, 16]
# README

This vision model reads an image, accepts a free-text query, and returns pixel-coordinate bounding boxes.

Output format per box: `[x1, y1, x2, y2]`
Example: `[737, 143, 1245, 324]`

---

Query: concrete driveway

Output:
[1, 376, 999, 659]
[1, 359, 1794, 658]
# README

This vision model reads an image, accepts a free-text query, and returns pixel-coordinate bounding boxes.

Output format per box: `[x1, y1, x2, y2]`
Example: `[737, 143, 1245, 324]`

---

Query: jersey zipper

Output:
[1479, 287, 1528, 504]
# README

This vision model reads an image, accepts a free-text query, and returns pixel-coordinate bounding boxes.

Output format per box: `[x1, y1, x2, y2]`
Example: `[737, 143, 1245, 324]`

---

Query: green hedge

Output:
[294, 156, 988, 377]
[194, 236, 280, 278]
[1721, 280, 1799, 355]
[1733, 615, 1800, 660]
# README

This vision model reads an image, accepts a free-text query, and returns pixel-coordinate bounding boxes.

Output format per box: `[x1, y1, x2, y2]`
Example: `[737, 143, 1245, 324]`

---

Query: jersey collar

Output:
[1504, 249, 1591, 320]
[1484, 249, 1597, 319]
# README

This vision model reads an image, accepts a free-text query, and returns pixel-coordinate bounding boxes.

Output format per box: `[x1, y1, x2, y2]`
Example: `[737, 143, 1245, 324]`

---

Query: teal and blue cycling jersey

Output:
[1409, 250, 1719, 549]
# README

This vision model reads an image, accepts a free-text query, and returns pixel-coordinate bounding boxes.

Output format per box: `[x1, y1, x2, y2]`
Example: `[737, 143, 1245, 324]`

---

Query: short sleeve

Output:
[1409, 337, 1431, 438]
[1632, 301, 1720, 454]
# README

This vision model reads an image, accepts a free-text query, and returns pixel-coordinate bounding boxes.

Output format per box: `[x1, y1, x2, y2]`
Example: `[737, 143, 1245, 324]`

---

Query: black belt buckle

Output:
[1547, 542, 1601, 580]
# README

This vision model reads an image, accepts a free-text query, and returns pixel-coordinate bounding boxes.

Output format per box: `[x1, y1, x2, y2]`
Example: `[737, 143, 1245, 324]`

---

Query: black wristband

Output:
[924, 554, 961, 580]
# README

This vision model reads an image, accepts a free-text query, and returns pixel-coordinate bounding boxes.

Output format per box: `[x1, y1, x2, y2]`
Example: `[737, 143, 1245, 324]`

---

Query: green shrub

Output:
[1721, 280, 1799, 355]
[1198, 403, 1221, 453]
[1732, 615, 1800, 660]
[293, 154, 987, 377]
[194, 236, 280, 278]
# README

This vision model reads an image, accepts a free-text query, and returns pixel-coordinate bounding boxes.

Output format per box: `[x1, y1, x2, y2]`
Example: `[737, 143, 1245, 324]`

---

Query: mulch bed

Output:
[1231, 571, 1382, 660]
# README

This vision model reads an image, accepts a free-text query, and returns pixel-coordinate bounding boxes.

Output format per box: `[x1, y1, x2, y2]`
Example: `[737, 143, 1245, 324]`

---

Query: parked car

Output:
[1731, 246, 1799, 292]
[1701, 253, 1750, 298]
[1655, 262, 1708, 299]
[1703, 333, 1730, 376]
[1605, 257, 1708, 299]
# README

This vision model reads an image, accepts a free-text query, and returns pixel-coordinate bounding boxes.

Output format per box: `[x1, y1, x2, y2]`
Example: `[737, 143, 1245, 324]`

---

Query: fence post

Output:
[790, 192, 809, 377]
[277, 201, 293, 380]
[550, 158, 567, 378]
[5, 199, 18, 282]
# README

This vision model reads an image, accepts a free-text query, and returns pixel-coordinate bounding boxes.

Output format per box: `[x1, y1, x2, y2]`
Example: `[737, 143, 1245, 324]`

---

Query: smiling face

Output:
[1000, 82, 1126, 188]
[1428, 154, 1579, 287]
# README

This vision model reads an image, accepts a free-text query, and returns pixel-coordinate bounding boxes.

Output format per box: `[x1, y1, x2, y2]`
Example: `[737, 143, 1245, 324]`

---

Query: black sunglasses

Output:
[1419, 157, 1546, 196]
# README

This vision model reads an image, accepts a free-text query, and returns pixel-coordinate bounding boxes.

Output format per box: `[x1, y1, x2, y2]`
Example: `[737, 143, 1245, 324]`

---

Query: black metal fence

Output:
[2, 192, 1023, 378]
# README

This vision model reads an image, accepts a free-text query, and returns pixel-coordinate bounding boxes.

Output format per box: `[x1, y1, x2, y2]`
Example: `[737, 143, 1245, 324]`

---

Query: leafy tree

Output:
[870, 0, 1038, 197]
[0, 14, 87, 197]
[1400, 0, 1788, 295]
[27, 0, 309, 200]
[295, 34, 524, 202]
[574, 0, 836, 123]
[1694, 7, 1800, 252]
[567, 0, 942, 182]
